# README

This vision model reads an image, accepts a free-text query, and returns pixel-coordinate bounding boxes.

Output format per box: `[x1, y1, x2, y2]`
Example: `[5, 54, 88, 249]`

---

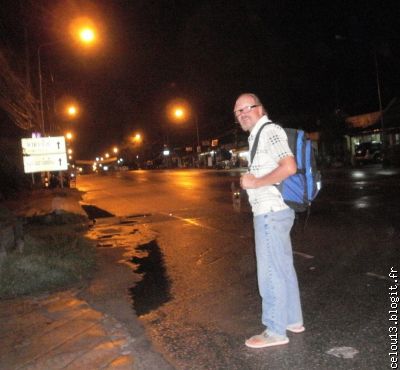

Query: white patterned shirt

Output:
[246, 116, 293, 215]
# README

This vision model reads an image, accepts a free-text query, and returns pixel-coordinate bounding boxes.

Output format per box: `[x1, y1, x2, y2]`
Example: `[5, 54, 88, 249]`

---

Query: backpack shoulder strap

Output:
[249, 122, 270, 165]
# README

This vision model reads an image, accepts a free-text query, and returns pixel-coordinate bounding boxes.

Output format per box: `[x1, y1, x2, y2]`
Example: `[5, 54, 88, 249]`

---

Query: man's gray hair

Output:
[236, 93, 267, 115]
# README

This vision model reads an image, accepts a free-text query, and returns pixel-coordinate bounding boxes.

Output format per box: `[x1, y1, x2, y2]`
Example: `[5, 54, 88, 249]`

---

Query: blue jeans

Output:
[253, 208, 303, 336]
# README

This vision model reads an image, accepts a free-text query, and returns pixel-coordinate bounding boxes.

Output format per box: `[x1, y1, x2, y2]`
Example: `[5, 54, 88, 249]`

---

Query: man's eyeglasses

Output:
[234, 105, 260, 117]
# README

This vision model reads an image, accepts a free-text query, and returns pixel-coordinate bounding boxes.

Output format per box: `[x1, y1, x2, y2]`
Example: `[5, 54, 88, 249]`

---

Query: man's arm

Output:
[240, 155, 296, 189]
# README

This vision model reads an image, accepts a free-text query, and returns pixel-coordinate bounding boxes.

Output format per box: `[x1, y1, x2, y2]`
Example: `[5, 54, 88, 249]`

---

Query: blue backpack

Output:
[250, 123, 321, 212]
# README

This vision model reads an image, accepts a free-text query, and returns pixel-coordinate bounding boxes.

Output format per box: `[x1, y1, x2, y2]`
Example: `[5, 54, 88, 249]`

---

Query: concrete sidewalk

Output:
[1, 189, 174, 370]
[0, 290, 136, 370]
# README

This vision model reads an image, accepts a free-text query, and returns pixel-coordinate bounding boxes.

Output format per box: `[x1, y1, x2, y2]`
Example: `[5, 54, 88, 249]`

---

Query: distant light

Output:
[96, 157, 99, 161]
[80, 28, 95, 43]
[103, 165, 109, 171]
[67, 105, 77, 117]
[132, 133, 142, 144]
[174, 108, 184, 118]
[163, 149, 170, 156]
[352, 171, 365, 179]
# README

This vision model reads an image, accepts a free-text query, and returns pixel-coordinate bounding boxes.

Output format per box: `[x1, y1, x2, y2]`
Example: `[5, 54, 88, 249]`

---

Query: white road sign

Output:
[23, 153, 68, 173]
[21, 136, 68, 173]
[21, 136, 66, 156]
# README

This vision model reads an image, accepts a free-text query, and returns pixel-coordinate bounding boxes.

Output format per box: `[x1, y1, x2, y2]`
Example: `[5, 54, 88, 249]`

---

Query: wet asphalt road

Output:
[77, 166, 400, 370]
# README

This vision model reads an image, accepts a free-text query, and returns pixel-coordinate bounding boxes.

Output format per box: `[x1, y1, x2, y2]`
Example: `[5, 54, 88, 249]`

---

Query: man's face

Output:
[234, 95, 264, 132]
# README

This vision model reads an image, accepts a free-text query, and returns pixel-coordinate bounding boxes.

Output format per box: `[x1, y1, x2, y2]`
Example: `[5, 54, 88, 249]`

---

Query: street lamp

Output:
[79, 28, 95, 44]
[132, 133, 142, 144]
[69, 17, 98, 47]
[65, 131, 73, 141]
[66, 104, 78, 118]
[168, 101, 200, 148]
[335, 35, 385, 137]
[37, 21, 98, 134]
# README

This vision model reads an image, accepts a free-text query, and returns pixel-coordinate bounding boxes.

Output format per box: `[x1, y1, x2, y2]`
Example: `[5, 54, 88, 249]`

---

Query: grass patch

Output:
[0, 223, 96, 298]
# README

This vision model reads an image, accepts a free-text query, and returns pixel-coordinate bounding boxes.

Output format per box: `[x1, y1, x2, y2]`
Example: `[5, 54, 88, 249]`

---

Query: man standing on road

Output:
[235, 93, 305, 348]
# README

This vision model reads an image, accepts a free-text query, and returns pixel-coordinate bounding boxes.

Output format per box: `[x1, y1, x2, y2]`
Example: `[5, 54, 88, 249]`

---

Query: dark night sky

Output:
[1, 0, 399, 159]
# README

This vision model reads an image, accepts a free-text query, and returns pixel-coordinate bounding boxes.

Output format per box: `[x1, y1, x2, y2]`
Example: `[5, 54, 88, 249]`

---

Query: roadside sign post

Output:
[21, 137, 68, 187]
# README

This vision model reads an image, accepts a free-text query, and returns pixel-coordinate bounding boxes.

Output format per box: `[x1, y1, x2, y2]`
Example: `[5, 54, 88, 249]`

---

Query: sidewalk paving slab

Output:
[0, 290, 137, 370]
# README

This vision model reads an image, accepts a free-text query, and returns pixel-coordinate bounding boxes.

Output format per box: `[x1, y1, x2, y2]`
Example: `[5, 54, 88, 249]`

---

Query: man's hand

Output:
[240, 173, 258, 189]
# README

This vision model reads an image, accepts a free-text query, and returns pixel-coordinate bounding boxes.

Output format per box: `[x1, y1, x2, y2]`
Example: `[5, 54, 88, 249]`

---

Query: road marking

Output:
[294, 251, 314, 259]
[160, 212, 219, 231]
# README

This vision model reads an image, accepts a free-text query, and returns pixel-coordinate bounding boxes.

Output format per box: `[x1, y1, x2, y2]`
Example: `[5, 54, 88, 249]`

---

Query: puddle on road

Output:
[119, 220, 137, 225]
[130, 240, 172, 316]
[98, 243, 113, 248]
[81, 206, 171, 315]
[98, 234, 114, 239]
[81, 204, 114, 220]
[127, 213, 152, 218]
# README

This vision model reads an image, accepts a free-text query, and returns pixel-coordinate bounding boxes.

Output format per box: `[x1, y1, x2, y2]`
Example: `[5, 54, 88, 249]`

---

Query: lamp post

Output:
[37, 42, 56, 135]
[335, 35, 385, 139]
[37, 21, 98, 135]
[170, 103, 200, 148]
[194, 113, 200, 149]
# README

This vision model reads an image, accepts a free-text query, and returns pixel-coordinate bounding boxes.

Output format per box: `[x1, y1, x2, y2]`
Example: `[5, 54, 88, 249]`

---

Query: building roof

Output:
[345, 98, 400, 131]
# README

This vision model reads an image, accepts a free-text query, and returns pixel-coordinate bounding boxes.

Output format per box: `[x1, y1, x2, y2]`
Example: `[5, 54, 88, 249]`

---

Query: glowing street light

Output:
[174, 107, 185, 120]
[168, 101, 200, 147]
[65, 132, 73, 140]
[132, 133, 142, 144]
[79, 27, 95, 44]
[113, 146, 118, 154]
[66, 104, 78, 118]
[37, 17, 99, 134]
[70, 17, 98, 47]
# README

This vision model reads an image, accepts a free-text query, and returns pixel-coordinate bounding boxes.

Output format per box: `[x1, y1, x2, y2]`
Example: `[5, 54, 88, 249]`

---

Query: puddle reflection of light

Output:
[354, 202, 369, 209]
[352, 171, 365, 179]
[182, 218, 202, 227]
[354, 181, 367, 190]
[174, 172, 196, 189]
[354, 196, 372, 209]
[377, 169, 397, 176]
